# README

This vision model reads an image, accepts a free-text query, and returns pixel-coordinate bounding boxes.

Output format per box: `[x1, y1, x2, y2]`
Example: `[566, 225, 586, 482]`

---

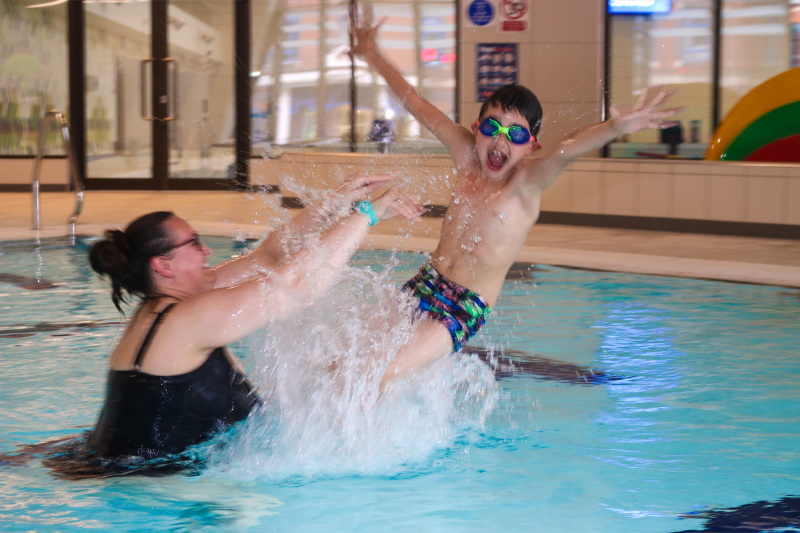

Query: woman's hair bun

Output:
[89, 229, 131, 279]
[107, 229, 130, 256]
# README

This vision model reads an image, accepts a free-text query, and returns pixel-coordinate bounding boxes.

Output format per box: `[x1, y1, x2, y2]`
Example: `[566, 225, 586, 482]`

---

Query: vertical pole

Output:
[601, 3, 610, 157]
[711, 0, 722, 132]
[67, 0, 86, 187]
[454, 0, 461, 125]
[152, 0, 168, 189]
[348, 0, 357, 152]
[316, 1, 329, 141]
[235, 0, 252, 189]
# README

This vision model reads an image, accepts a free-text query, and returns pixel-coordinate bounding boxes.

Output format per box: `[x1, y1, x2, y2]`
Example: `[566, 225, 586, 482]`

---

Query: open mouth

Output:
[487, 149, 507, 171]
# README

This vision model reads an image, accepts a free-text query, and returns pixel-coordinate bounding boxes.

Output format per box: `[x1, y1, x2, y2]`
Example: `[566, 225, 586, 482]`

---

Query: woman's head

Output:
[89, 211, 176, 311]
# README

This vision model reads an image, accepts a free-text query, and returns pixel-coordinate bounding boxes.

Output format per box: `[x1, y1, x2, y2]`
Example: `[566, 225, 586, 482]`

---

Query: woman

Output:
[37, 174, 423, 477]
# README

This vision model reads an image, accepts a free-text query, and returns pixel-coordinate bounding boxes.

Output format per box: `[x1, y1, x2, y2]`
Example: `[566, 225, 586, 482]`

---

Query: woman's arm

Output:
[176, 187, 424, 350]
[213, 174, 394, 288]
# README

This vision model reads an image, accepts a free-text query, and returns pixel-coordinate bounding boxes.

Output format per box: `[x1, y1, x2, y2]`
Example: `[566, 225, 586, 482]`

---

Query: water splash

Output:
[211, 261, 499, 480]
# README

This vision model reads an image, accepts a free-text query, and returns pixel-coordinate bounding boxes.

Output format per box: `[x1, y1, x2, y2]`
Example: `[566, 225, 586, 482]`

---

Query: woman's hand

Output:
[371, 188, 425, 222]
[334, 173, 393, 205]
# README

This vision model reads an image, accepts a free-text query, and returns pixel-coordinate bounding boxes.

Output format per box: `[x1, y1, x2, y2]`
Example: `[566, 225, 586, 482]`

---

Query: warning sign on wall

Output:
[499, 0, 529, 32]
[476, 43, 518, 102]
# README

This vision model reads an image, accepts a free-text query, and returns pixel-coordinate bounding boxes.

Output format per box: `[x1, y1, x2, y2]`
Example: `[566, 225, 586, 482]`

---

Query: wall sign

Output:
[476, 43, 518, 102]
[499, 0, 529, 32]
[467, 0, 495, 26]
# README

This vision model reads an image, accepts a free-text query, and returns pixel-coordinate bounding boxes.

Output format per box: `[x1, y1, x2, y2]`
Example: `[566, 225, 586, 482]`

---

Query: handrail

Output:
[31, 110, 85, 239]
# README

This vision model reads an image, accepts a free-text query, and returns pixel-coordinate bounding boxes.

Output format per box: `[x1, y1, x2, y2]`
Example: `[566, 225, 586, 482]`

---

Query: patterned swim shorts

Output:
[403, 262, 491, 352]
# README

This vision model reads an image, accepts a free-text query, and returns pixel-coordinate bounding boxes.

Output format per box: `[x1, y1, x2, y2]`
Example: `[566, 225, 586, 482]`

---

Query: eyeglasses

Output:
[165, 233, 203, 254]
[476, 118, 534, 145]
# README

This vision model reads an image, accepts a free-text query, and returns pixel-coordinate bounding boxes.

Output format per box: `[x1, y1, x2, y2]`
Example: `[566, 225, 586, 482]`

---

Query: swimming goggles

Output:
[476, 118, 534, 144]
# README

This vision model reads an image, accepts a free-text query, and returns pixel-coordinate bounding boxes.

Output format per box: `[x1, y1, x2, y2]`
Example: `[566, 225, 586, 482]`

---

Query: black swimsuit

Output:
[87, 304, 260, 459]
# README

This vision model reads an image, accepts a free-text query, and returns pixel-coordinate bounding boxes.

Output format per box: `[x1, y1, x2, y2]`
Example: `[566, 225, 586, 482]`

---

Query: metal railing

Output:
[31, 110, 85, 238]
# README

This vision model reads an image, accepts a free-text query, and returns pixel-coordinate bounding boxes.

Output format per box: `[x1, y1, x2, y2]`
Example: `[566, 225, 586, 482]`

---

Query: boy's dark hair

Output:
[479, 84, 543, 137]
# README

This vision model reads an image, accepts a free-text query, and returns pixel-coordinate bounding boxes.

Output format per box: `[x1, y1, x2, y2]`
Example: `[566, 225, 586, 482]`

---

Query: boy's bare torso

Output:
[429, 162, 542, 308]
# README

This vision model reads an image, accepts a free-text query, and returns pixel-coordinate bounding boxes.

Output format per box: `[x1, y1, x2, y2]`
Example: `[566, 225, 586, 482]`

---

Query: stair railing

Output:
[31, 110, 85, 239]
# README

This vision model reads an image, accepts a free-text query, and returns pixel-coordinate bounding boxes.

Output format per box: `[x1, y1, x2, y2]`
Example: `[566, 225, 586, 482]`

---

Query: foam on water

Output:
[211, 261, 499, 479]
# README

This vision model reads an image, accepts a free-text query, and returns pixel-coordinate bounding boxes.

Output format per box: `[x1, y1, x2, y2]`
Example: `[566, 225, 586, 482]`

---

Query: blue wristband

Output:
[354, 200, 379, 226]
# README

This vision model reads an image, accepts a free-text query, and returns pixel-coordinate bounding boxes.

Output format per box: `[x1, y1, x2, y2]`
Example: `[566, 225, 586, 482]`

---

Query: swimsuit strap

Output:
[133, 303, 177, 370]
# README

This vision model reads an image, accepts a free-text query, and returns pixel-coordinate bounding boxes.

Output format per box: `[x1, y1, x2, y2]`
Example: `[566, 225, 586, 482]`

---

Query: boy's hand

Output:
[609, 89, 686, 135]
[349, 3, 382, 59]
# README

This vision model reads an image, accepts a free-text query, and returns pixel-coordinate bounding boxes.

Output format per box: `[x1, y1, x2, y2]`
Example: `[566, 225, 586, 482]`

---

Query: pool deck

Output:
[2, 191, 799, 288]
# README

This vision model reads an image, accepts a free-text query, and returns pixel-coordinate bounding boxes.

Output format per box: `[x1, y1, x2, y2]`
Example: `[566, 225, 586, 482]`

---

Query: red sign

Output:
[500, 0, 529, 32]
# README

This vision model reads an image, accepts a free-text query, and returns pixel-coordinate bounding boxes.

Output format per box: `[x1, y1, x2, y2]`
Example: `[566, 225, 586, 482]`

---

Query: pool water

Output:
[1, 237, 799, 532]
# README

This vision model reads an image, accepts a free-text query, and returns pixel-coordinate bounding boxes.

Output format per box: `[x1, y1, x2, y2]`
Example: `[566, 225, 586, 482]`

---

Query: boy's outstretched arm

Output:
[350, 13, 475, 161]
[526, 90, 684, 191]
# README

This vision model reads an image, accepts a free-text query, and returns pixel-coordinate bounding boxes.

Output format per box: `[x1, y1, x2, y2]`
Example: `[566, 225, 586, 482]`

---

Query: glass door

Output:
[85, 1, 239, 189]
[166, 0, 237, 182]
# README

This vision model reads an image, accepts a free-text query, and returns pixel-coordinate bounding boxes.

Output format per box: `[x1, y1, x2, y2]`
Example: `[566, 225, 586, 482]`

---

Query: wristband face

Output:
[354, 200, 378, 226]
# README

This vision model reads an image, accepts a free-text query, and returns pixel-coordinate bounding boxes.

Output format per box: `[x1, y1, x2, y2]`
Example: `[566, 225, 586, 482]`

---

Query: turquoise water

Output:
[1, 237, 799, 532]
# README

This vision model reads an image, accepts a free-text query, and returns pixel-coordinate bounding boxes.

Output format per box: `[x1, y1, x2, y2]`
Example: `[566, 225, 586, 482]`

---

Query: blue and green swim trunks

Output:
[403, 262, 491, 352]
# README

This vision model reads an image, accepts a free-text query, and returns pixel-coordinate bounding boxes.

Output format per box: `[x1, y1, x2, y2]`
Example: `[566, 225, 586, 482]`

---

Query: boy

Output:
[349, 15, 683, 390]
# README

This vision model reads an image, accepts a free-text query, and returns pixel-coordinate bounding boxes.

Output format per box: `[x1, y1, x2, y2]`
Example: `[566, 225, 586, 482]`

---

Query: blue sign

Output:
[468, 0, 494, 26]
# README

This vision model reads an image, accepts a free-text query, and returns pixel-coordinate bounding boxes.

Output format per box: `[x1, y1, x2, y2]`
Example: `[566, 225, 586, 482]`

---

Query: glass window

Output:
[607, 0, 715, 158]
[251, 0, 456, 154]
[607, 0, 798, 159]
[0, 1, 68, 156]
[720, 0, 791, 117]
[83, 2, 152, 177]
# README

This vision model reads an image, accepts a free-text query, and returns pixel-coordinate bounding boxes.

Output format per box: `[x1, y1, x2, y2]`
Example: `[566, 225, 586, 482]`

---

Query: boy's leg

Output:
[379, 319, 454, 392]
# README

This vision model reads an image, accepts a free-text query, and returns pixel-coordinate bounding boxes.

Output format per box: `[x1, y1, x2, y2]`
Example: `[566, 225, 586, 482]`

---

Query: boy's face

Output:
[472, 104, 540, 180]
